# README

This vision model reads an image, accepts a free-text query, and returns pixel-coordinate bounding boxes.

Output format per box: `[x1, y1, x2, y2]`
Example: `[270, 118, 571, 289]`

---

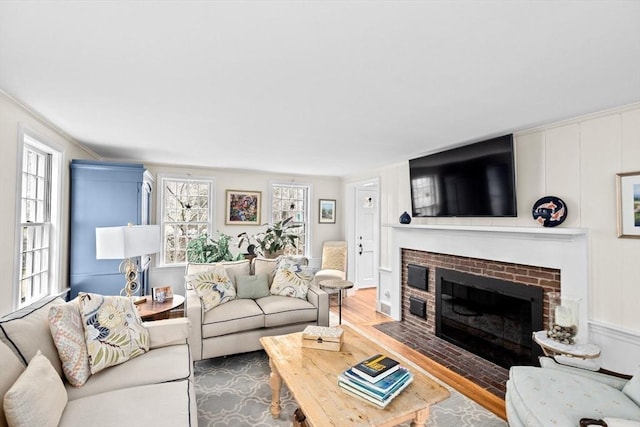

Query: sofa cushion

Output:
[256, 295, 318, 328]
[201, 299, 264, 338]
[253, 257, 280, 285]
[270, 258, 313, 299]
[61, 380, 193, 427]
[188, 266, 237, 311]
[3, 351, 67, 427]
[186, 259, 250, 287]
[65, 344, 192, 401]
[508, 366, 640, 426]
[48, 301, 91, 387]
[622, 367, 640, 406]
[79, 293, 149, 374]
[0, 295, 65, 377]
[236, 274, 270, 299]
[1, 341, 26, 427]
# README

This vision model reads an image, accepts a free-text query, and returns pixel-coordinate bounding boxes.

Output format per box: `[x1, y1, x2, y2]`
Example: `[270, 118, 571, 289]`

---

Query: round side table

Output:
[533, 330, 601, 358]
[137, 294, 185, 321]
[318, 279, 354, 325]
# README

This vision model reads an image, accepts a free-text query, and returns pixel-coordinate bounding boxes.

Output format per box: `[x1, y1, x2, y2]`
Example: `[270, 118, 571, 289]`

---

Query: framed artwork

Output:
[319, 199, 336, 224]
[226, 190, 261, 225]
[152, 285, 173, 301]
[616, 171, 640, 238]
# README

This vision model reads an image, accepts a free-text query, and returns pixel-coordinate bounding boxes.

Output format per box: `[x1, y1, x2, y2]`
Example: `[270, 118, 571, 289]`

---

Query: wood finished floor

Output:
[331, 288, 507, 421]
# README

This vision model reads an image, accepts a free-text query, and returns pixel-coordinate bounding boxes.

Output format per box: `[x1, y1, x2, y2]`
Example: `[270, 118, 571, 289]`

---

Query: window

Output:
[158, 175, 214, 266]
[411, 176, 439, 217]
[16, 130, 61, 307]
[270, 183, 310, 256]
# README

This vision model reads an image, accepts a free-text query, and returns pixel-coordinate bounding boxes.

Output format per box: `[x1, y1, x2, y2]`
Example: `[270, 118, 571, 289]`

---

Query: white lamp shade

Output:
[96, 225, 160, 259]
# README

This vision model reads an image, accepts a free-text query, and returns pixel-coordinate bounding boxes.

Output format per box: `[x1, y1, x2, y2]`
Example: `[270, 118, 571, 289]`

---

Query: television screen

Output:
[409, 134, 517, 217]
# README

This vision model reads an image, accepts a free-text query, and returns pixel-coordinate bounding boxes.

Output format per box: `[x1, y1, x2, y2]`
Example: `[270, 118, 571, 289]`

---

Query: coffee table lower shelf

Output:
[260, 325, 450, 427]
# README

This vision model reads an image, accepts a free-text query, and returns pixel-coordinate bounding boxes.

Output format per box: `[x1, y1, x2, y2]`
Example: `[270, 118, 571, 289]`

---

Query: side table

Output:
[318, 279, 353, 325]
[137, 294, 185, 321]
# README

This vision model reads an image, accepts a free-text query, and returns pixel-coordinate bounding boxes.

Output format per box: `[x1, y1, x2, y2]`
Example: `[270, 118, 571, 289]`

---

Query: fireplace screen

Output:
[436, 268, 543, 368]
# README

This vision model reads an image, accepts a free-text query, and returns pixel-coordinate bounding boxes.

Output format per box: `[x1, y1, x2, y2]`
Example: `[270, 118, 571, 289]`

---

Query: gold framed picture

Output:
[616, 171, 640, 238]
[225, 190, 261, 225]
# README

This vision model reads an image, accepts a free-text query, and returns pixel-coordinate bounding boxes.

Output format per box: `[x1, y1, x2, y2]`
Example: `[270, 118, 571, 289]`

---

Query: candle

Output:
[555, 305, 572, 327]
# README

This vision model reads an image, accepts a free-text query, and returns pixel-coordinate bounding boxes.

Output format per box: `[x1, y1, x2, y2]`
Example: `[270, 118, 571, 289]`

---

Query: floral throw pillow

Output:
[270, 258, 313, 299]
[48, 301, 91, 387]
[78, 293, 149, 374]
[187, 265, 237, 312]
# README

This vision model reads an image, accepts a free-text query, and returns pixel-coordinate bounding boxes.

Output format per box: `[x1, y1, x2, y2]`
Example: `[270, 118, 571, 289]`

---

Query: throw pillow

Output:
[187, 265, 237, 311]
[78, 293, 150, 375]
[622, 367, 640, 406]
[3, 350, 67, 427]
[48, 301, 91, 387]
[236, 274, 270, 299]
[270, 258, 313, 299]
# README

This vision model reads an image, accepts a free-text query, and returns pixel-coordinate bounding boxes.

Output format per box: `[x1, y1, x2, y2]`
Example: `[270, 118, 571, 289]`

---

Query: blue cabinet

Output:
[69, 160, 152, 298]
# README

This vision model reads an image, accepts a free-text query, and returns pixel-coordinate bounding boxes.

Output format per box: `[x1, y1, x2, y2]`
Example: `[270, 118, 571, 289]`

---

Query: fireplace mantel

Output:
[390, 224, 590, 342]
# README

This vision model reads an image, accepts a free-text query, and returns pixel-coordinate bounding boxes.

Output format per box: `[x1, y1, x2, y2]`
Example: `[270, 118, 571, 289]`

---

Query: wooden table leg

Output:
[268, 358, 282, 419]
[410, 407, 430, 427]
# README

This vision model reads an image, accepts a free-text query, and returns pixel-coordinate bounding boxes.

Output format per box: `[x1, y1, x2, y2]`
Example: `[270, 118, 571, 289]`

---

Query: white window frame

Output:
[269, 181, 312, 257]
[156, 174, 215, 267]
[13, 126, 63, 309]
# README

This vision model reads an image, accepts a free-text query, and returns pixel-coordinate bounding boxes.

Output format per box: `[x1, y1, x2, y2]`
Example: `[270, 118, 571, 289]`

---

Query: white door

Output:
[355, 186, 378, 288]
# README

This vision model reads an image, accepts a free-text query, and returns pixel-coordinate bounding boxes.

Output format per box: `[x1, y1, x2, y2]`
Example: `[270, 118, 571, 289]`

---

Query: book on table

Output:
[343, 366, 412, 395]
[351, 354, 400, 383]
[338, 373, 414, 408]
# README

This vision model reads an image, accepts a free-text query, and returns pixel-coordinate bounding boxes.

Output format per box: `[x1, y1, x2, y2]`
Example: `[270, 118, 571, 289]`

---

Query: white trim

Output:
[589, 320, 640, 373]
[268, 180, 313, 258]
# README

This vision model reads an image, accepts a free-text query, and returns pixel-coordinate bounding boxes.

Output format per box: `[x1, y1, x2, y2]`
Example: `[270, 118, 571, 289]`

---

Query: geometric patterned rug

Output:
[194, 350, 507, 427]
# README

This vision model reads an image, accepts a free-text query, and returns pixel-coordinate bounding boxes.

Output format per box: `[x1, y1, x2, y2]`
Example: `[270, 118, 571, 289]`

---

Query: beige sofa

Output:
[1, 295, 196, 427]
[186, 257, 330, 361]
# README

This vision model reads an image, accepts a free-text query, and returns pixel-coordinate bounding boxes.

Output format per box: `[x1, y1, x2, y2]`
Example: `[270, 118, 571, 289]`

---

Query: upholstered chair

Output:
[314, 241, 348, 298]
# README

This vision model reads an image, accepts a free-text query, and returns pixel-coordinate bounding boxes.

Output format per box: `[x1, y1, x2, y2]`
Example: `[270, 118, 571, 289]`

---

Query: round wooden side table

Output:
[318, 279, 354, 325]
[137, 294, 185, 321]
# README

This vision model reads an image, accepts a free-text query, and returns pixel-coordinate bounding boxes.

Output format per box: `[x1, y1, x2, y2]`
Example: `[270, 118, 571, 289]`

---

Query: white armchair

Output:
[314, 241, 348, 291]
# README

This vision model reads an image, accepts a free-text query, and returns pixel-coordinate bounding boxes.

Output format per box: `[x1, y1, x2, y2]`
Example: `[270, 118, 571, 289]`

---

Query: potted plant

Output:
[186, 232, 245, 263]
[237, 217, 300, 258]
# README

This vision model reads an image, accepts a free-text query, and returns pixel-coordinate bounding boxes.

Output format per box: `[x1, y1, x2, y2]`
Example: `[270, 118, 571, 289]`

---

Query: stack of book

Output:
[338, 354, 413, 408]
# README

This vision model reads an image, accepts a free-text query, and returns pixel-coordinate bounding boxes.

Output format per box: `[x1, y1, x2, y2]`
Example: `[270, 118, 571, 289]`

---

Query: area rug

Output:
[194, 350, 507, 427]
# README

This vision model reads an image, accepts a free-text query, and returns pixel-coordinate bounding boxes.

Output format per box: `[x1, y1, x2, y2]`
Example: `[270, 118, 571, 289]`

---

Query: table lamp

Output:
[95, 224, 160, 302]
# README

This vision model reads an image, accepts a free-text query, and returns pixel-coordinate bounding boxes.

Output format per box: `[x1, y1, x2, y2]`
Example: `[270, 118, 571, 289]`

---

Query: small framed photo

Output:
[226, 190, 261, 225]
[152, 285, 173, 301]
[616, 171, 640, 238]
[319, 199, 336, 224]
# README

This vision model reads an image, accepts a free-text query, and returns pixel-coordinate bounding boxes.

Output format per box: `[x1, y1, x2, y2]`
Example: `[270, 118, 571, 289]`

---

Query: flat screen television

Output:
[409, 134, 517, 217]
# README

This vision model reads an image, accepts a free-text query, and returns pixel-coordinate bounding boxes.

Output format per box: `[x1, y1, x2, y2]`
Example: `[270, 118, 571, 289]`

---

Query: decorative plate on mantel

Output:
[532, 196, 568, 227]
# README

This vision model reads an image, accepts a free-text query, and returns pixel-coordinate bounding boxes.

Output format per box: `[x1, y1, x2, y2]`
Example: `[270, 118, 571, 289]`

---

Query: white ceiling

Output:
[1, 1, 639, 177]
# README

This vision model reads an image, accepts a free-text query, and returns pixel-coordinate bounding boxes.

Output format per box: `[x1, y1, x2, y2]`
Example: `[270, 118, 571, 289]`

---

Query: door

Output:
[355, 185, 379, 288]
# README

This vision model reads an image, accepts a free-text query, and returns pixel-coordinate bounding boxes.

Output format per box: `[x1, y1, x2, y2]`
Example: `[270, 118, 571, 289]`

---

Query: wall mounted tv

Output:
[409, 134, 517, 217]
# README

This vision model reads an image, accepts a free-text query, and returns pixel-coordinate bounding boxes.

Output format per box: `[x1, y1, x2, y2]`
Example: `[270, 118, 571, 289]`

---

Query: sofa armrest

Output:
[539, 356, 629, 390]
[185, 288, 203, 361]
[143, 317, 191, 349]
[306, 285, 329, 327]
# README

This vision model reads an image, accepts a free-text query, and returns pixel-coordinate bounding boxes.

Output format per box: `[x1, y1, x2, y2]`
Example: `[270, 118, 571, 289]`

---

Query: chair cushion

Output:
[236, 274, 270, 299]
[79, 293, 150, 374]
[256, 295, 318, 328]
[48, 300, 91, 387]
[0, 295, 66, 377]
[201, 299, 265, 338]
[314, 269, 346, 288]
[622, 367, 640, 406]
[270, 258, 313, 299]
[3, 351, 67, 427]
[187, 265, 237, 312]
[508, 366, 640, 427]
[321, 245, 346, 270]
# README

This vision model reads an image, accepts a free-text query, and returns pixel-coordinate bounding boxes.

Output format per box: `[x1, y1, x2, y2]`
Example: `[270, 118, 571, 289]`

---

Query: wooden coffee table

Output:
[260, 325, 450, 427]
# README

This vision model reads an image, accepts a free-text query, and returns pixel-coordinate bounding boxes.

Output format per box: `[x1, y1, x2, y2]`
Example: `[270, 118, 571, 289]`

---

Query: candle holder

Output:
[547, 292, 580, 344]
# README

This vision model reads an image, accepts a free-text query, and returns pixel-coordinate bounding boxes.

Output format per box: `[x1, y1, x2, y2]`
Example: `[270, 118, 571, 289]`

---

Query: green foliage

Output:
[186, 232, 245, 263]
[253, 217, 300, 257]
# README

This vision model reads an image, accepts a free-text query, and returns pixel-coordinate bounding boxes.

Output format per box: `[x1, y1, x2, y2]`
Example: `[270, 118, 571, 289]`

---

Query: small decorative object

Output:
[225, 190, 261, 225]
[616, 171, 640, 238]
[319, 199, 336, 223]
[532, 196, 567, 227]
[399, 211, 411, 224]
[152, 285, 173, 301]
[547, 292, 580, 344]
[301, 325, 344, 351]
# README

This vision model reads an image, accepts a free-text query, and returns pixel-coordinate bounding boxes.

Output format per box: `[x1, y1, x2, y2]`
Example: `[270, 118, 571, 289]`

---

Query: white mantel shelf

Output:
[391, 224, 588, 238]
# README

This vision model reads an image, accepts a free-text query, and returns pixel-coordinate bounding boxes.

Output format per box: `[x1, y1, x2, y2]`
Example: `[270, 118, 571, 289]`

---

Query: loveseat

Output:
[185, 256, 329, 361]
[1, 295, 196, 427]
[506, 356, 640, 427]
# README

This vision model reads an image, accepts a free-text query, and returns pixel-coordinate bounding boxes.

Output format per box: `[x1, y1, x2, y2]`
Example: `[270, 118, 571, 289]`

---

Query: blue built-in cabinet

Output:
[69, 160, 152, 298]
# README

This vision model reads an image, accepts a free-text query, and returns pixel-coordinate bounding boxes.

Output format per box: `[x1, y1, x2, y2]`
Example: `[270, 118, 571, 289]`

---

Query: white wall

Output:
[0, 92, 97, 315]
[352, 103, 640, 342]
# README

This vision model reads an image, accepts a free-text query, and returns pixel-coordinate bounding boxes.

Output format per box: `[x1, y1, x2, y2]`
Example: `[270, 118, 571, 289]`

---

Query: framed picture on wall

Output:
[226, 190, 261, 225]
[319, 199, 336, 224]
[616, 171, 640, 238]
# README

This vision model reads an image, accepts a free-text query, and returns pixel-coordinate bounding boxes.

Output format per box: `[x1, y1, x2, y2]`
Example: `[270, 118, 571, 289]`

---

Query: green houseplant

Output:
[186, 232, 244, 263]
[237, 217, 300, 258]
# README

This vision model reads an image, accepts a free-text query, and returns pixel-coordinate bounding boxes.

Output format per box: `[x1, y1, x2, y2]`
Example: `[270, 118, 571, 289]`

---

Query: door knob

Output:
[358, 244, 363, 255]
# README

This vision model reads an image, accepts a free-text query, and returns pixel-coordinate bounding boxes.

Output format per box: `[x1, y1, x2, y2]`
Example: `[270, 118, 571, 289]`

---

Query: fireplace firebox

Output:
[436, 268, 544, 368]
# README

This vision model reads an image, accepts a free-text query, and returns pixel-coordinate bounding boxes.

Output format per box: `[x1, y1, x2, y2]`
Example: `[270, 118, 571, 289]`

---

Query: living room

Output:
[1, 2, 639, 426]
